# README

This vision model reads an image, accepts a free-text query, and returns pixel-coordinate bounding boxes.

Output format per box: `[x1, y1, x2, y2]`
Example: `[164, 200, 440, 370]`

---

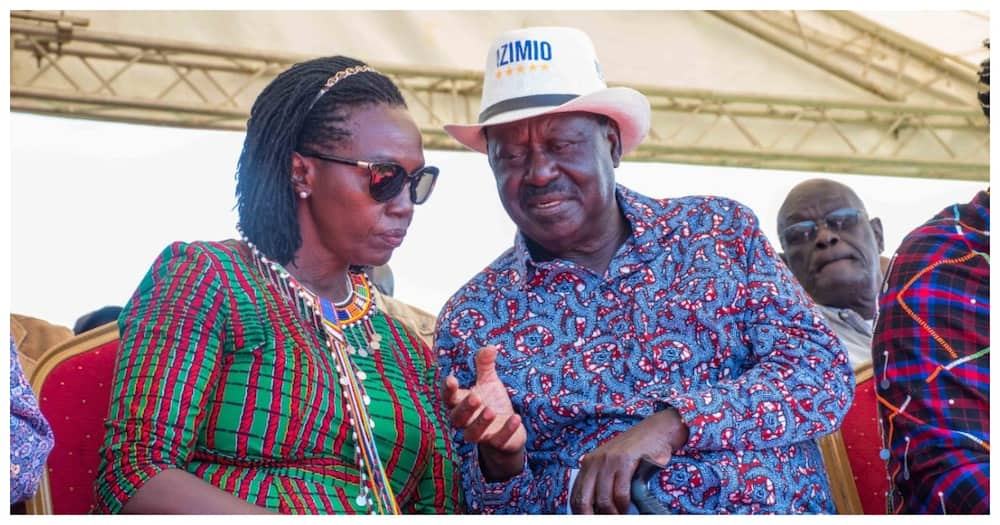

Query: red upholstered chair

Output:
[24, 322, 119, 514]
[819, 363, 889, 514]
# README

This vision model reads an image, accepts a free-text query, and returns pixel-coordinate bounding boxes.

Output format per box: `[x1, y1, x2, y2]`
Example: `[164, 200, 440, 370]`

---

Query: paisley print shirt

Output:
[436, 185, 854, 514]
[10, 337, 54, 504]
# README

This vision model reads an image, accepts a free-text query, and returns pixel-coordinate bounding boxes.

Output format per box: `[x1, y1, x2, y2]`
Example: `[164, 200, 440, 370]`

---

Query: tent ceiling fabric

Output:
[9, 10, 989, 180]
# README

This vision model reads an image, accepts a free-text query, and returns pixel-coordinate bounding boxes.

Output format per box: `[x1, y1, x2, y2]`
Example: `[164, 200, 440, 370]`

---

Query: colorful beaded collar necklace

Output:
[238, 228, 399, 514]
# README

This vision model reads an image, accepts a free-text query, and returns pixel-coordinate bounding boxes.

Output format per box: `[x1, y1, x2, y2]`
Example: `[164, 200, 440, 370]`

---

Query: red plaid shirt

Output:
[872, 190, 989, 514]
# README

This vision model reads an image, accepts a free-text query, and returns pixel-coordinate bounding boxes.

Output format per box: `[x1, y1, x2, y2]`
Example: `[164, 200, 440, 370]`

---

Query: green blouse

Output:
[94, 240, 460, 513]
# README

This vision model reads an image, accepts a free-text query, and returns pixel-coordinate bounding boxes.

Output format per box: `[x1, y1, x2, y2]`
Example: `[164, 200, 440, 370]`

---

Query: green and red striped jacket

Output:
[94, 240, 460, 513]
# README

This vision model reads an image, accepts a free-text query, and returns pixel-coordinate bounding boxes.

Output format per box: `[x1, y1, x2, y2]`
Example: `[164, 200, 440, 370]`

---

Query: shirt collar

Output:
[508, 184, 673, 286]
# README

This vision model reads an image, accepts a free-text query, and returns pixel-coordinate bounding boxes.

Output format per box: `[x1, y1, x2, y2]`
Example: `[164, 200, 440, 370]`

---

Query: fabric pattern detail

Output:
[10, 336, 55, 504]
[873, 190, 989, 514]
[94, 240, 460, 514]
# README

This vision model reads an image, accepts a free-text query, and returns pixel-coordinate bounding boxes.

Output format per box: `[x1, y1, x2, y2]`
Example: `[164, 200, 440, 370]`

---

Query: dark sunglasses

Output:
[300, 152, 439, 205]
[781, 207, 865, 245]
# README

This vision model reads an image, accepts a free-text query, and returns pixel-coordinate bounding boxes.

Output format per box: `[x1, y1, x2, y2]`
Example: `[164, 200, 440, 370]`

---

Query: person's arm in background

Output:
[10, 337, 54, 504]
[93, 243, 271, 514]
[873, 214, 990, 514]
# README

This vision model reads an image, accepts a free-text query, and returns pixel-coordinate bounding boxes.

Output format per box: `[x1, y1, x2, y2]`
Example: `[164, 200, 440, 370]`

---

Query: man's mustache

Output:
[520, 181, 575, 202]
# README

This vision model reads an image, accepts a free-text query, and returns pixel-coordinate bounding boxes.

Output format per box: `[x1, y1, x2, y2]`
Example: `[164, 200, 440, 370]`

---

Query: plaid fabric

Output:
[872, 190, 989, 514]
[94, 240, 460, 514]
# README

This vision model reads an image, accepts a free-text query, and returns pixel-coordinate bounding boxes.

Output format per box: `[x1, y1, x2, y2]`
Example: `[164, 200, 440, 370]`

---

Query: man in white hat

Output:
[436, 26, 852, 514]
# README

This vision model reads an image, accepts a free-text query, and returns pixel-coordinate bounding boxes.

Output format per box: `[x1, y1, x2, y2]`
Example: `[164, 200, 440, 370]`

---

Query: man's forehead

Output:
[782, 183, 864, 219]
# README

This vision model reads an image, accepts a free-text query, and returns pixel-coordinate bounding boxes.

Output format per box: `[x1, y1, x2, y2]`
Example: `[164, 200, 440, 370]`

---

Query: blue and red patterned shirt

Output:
[435, 185, 854, 514]
[873, 190, 989, 514]
[10, 336, 54, 504]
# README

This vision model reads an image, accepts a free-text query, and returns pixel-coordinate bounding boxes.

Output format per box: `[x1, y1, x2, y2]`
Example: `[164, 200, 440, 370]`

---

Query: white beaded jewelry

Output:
[237, 224, 389, 513]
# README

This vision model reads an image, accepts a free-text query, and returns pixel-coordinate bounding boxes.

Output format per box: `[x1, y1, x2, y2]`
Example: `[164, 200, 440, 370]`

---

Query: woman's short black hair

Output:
[236, 56, 407, 264]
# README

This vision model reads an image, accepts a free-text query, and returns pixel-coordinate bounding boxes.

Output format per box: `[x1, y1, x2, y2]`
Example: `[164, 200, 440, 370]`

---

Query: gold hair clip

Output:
[306, 65, 378, 113]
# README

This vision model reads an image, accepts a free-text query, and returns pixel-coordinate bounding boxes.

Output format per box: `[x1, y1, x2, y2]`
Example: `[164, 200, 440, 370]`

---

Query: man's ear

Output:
[606, 119, 623, 168]
[870, 217, 885, 253]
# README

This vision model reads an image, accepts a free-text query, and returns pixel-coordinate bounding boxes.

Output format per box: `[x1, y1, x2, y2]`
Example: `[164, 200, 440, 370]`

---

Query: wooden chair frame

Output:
[818, 362, 875, 515]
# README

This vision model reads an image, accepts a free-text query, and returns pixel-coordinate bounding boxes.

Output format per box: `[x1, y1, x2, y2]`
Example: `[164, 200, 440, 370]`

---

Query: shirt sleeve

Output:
[93, 242, 230, 513]
[873, 228, 990, 514]
[656, 204, 855, 451]
[10, 337, 55, 504]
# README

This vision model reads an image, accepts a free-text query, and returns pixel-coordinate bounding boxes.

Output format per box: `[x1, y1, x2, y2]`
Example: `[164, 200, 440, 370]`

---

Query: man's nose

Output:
[524, 149, 560, 186]
[814, 223, 840, 248]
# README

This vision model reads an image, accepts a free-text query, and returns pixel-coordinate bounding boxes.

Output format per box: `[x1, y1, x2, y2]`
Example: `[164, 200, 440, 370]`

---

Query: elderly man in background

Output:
[777, 179, 884, 368]
[435, 26, 853, 514]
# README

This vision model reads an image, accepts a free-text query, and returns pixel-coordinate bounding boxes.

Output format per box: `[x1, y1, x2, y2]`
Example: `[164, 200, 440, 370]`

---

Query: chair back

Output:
[841, 364, 888, 513]
[24, 322, 119, 514]
[819, 362, 889, 514]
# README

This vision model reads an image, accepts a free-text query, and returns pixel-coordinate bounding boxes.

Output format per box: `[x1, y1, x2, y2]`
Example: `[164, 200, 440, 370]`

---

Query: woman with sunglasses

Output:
[94, 56, 458, 514]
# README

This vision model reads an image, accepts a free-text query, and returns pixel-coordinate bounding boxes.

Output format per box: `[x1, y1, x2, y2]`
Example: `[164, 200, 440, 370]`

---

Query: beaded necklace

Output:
[238, 231, 400, 514]
[327, 273, 384, 358]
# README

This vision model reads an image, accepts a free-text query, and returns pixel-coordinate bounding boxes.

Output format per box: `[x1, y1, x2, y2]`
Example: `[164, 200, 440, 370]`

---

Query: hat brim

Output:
[444, 87, 651, 155]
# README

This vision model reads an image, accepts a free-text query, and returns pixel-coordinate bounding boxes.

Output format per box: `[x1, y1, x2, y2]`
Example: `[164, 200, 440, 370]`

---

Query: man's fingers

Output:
[441, 375, 462, 407]
[592, 460, 620, 514]
[485, 413, 522, 451]
[448, 391, 482, 428]
[570, 458, 596, 514]
[461, 406, 497, 443]
[612, 467, 633, 514]
[473, 345, 499, 383]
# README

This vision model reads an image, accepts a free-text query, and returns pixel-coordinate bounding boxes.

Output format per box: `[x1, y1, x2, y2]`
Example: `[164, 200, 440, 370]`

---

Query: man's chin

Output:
[810, 276, 866, 303]
[521, 226, 581, 256]
[516, 211, 579, 235]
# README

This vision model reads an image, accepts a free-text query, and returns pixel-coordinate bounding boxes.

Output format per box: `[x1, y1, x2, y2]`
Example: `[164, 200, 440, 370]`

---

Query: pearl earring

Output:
[299, 191, 309, 199]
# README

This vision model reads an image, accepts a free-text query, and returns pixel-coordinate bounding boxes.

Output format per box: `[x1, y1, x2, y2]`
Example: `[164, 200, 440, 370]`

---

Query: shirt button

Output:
[839, 311, 849, 320]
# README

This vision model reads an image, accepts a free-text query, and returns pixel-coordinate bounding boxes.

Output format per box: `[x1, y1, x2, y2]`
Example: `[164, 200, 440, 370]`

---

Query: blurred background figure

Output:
[777, 179, 884, 368]
[73, 306, 123, 335]
[9, 314, 73, 379]
[367, 264, 395, 297]
[364, 264, 437, 349]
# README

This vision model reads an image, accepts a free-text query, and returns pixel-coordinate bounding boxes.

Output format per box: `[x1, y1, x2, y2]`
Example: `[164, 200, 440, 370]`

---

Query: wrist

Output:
[477, 444, 525, 482]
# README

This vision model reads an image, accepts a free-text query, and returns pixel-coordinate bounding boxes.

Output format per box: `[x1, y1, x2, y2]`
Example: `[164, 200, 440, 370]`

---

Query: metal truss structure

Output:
[709, 11, 982, 107]
[10, 10, 988, 181]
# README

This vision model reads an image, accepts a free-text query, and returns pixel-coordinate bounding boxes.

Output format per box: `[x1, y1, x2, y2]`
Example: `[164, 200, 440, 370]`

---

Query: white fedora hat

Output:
[444, 26, 651, 155]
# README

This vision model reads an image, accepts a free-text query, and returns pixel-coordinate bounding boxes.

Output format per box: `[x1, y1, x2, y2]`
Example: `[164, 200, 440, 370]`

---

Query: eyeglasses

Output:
[781, 207, 865, 245]
[300, 152, 439, 205]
